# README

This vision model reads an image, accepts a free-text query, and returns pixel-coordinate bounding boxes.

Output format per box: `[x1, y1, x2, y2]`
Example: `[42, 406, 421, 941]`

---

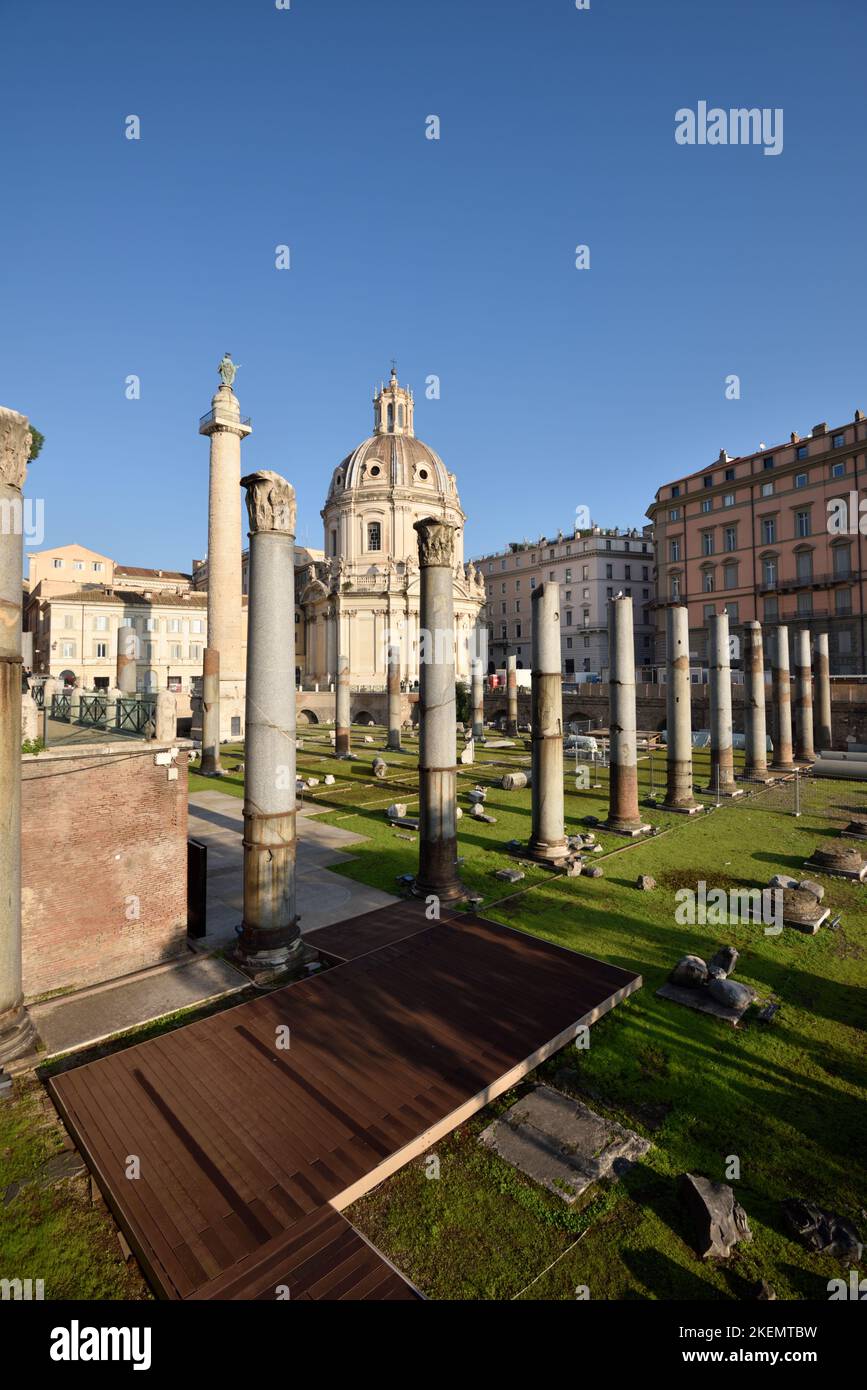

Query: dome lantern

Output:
[373, 364, 414, 437]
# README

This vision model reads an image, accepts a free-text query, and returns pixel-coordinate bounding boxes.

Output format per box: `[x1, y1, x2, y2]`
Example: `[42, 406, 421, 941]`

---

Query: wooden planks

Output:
[48, 907, 641, 1301]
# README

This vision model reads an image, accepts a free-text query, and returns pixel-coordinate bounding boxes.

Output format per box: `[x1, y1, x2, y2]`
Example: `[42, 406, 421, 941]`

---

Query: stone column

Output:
[116, 624, 137, 694]
[413, 517, 464, 900]
[527, 583, 567, 861]
[794, 628, 815, 763]
[0, 407, 36, 1061]
[706, 610, 741, 796]
[386, 644, 401, 751]
[199, 646, 222, 776]
[506, 654, 518, 735]
[662, 605, 700, 812]
[742, 621, 770, 779]
[605, 595, 648, 833]
[471, 657, 485, 741]
[770, 626, 795, 771]
[335, 653, 351, 755]
[235, 471, 302, 968]
[199, 368, 251, 741]
[155, 689, 177, 743]
[814, 632, 832, 752]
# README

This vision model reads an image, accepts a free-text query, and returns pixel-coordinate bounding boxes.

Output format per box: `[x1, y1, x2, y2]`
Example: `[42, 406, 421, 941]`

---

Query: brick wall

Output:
[21, 743, 189, 999]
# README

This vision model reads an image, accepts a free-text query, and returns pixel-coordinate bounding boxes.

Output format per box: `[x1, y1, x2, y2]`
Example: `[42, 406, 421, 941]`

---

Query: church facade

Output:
[297, 370, 485, 686]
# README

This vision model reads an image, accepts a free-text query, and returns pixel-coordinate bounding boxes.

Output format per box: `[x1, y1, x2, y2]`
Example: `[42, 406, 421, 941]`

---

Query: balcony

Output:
[759, 571, 852, 594]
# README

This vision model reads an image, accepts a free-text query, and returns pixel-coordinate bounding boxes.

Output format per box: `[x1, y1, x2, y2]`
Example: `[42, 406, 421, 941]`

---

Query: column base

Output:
[654, 799, 704, 815]
[739, 768, 775, 782]
[0, 1003, 37, 1065]
[769, 763, 796, 774]
[198, 756, 223, 777]
[524, 837, 571, 864]
[704, 785, 745, 798]
[412, 876, 467, 903]
[603, 819, 652, 836]
[335, 732, 351, 755]
[233, 921, 304, 973]
[386, 734, 402, 752]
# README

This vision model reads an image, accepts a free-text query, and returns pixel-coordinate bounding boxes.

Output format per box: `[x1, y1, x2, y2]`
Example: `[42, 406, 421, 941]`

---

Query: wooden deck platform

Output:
[48, 904, 641, 1300]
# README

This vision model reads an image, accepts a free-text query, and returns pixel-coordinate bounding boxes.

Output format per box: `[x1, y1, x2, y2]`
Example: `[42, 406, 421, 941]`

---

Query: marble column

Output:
[794, 628, 815, 763]
[605, 595, 648, 833]
[471, 657, 485, 741]
[506, 654, 518, 735]
[0, 407, 36, 1061]
[413, 517, 464, 900]
[335, 653, 351, 755]
[662, 605, 700, 812]
[116, 624, 137, 694]
[770, 626, 795, 771]
[706, 610, 741, 796]
[235, 471, 301, 968]
[814, 632, 832, 752]
[742, 621, 770, 779]
[527, 583, 567, 861]
[386, 644, 401, 751]
[155, 689, 177, 743]
[199, 361, 250, 741]
[199, 646, 222, 776]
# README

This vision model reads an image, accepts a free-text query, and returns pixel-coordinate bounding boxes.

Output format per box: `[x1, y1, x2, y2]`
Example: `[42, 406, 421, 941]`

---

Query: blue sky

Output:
[2, 0, 865, 568]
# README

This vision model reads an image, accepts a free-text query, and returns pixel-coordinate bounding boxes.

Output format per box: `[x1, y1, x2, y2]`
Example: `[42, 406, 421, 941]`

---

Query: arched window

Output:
[387, 403, 394, 430]
[367, 521, 382, 551]
[398, 404, 404, 427]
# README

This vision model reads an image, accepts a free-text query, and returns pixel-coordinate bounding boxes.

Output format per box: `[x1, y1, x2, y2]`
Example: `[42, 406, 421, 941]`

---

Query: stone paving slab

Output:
[479, 1084, 651, 1203]
[30, 954, 248, 1058]
[656, 981, 752, 1025]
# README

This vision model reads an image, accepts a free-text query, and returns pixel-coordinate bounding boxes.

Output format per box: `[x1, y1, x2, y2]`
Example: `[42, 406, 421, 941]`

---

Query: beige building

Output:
[473, 524, 656, 677]
[26, 543, 192, 601]
[299, 369, 485, 685]
[28, 587, 211, 692]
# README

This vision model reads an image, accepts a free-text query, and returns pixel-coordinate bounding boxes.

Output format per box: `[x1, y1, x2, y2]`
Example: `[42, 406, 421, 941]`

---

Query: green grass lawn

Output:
[205, 722, 865, 1302]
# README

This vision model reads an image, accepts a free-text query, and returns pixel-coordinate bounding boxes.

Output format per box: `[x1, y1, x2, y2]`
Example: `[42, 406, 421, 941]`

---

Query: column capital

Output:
[0, 406, 32, 491]
[414, 516, 455, 568]
[241, 470, 296, 536]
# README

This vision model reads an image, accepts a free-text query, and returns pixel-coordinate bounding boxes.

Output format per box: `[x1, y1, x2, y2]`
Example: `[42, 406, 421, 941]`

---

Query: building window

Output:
[762, 518, 776, 544]
[94, 614, 108, 631]
[701, 498, 712, 513]
[763, 596, 778, 622]
[838, 630, 852, 654]
[605, 563, 613, 578]
[565, 590, 573, 602]
[762, 557, 777, 588]
[565, 610, 573, 626]
[62, 641, 75, 659]
[761, 481, 774, 496]
[624, 565, 631, 579]
[725, 467, 735, 481]
[93, 562, 103, 572]
[515, 624, 522, 639]
[53, 558, 63, 568]
[727, 602, 739, 625]
[763, 457, 775, 470]
[833, 544, 852, 578]
[170, 643, 182, 659]
[704, 475, 713, 489]
[703, 604, 716, 621]
[833, 432, 845, 448]
[724, 526, 736, 551]
[835, 588, 852, 615]
[702, 571, 714, 593]
[145, 617, 156, 632]
[795, 472, 808, 488]
[723, 493, 735, 508]
[515, 600, 521, 613]
[64, 614, 74, 629]
[530, 577, 536, 588]
[795, 550, 813, 581]
[73, 560, 84, 571]
[701, 532, 714, 556]
[169, 618, 181, 632]
[797, 591, 813, 616]
[669, 539, 680, 563]
[566, 637, 573, 650]
[190, 644, 202, 660]
[723, 563, 737, 589]
[582, 565, 589, 579]
[669, 508, 680, 521]
[831, 461, 845, 478]
[95, 642, 108, 658]
[565, 568, 572, 581]
[795, 509, 811, 538]
[796, 445, 807, 460]
[367, 521, 381, 551]
[671, 485, 681, 498]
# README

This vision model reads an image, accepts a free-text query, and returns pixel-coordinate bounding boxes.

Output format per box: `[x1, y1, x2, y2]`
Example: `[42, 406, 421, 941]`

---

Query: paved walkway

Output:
[188, 788, 397, 949]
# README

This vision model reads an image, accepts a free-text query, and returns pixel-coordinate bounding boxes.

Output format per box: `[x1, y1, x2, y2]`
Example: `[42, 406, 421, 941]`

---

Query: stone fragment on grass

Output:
[797, 879, 824, 902]
[707, 977, 756, 1013]
[387, 803, 407, 820]
[707, 946, 738, 978]
[670, 955, 708, 988]
[494, 868, 524, 883]
[680, 1172, 752, 1259]
[636, 875, 656, 891]
[585, 865, 603, 878]
[324, 774, 335, 785]
[769, 873, 799, 890]
[781, 1199, 863, 1262]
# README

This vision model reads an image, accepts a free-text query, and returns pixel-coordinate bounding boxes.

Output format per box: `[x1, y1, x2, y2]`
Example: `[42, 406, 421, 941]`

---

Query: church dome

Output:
[327, 368, 457, 501]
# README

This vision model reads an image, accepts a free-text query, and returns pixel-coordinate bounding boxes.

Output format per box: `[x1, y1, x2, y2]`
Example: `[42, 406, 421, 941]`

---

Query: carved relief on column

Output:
[241, 470, 297, 535]
[0, 408, 33, 490]
[414, 516, 455, 568]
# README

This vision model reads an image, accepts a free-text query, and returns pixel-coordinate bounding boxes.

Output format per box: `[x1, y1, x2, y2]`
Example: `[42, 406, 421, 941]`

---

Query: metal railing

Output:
[198, 408, 252, 430]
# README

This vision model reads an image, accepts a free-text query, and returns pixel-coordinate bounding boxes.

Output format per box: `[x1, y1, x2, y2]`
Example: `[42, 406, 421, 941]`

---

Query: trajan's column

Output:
[199, 354, 250, 741]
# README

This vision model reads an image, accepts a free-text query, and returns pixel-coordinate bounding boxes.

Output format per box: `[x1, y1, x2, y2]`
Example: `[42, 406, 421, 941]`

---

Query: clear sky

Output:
[2, 0, 866, 569]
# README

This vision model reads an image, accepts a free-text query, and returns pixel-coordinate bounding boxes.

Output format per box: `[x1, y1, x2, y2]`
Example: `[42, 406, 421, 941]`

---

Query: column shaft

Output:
[743, 621, 769, 778]
[770, 626, 795, 770]
[199, 646, 221, 775]
[471, 658, 485, 741]
[794, 628, 815, 763]
[707, 611, 738, 794]
[506, 654, 518, 735]
[663, 605, 699, 809]
[528, 583, 566, 859]
[116, 624, 137, 694]
[814, 632, 832, 752]
[386, 645, 401, 751]
[335, 654, 351, 754]
[606, 596, 645, 830]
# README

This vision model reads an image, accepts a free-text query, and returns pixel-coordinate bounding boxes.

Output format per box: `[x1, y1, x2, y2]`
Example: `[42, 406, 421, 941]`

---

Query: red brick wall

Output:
[21, 745, 189, 999]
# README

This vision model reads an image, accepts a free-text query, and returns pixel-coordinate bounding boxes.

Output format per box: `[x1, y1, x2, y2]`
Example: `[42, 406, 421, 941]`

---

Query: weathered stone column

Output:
[335, 653, 351, 755]
[506, 654, 518, 735]
[235, 471, 301, 968]
[0, 407, 36, 1061]
[199, 359, 250, 741]
[199, 646, 222, 776]
[605, 595, 649, 833]
[770, 626, 795, 771]
[116, 624, 137, 694]
[155, 689, 177, 743]
[471, 657, 485, 741]
[662, 605, 700, 812]
[386, 644, 401, 751]
[527, 583, 567, 861]
[794, 628, 815, 763]
[814, 632, 832, 752]
[413, 517, 464, 900]
[742, 621, 770, 780]
[706, 610, 741, 796]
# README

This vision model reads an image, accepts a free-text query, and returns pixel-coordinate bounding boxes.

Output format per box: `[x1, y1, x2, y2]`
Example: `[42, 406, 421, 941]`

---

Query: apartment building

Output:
[472, 525, 656, 676]
[26, 544, 192, 600]
[647, 411, 867, 672]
